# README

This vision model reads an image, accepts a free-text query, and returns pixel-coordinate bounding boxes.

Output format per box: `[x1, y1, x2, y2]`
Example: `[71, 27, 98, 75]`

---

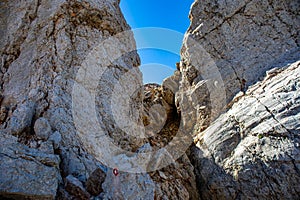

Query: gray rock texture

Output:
[185, 0, 299, 100]
[178, 0, 300, 135]
[0, 0, 142, 198]
[65, 174, 90, 200]
[34, 117, 52, 140]
[101, 170, 155, 200]
[49, 131, 62, 150]
[142, 83, 199, 200]
[177, 0, 300, 199]
[0, 0, 199, 199]
[192, 61, 300, 199]
[0, 132, 60, 199]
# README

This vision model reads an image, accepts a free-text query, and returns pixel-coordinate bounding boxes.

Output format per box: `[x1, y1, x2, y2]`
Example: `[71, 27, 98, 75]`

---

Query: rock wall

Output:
[0, 0, 198, 199]
[0, 0, 142, 199]
[178, 0, 300, 135]
[191, 61, 300, 199]
[176, 0, 300, 199]
[184, 0, 299, 101]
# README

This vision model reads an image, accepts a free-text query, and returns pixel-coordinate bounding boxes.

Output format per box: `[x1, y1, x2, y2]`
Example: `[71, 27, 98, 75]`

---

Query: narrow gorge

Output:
[0, 0, 299, 199]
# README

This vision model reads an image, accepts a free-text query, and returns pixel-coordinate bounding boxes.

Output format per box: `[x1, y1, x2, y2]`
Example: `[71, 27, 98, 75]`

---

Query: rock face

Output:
[184, 0, 299, 101]
[0, 132, 60, 199]
[176, 0, 300, 199]
[0, 0, 198, 199]
[0, 0, 142, 199]
[178, 0, 300, 135]
[192, 61, 300, 199]
[101, 170, 156, 200]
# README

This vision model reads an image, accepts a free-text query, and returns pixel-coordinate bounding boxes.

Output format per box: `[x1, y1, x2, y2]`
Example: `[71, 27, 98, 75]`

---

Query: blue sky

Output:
[120, 0, 194, 84]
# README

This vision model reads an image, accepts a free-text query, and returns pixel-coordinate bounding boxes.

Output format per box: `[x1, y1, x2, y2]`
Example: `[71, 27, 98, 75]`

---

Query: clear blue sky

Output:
[120, 0, 194, 84]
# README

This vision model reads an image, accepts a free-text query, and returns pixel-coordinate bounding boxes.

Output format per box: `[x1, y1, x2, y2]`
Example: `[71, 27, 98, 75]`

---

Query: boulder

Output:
[65, 175, 90, 200]
[86, 168, 106, 196]
[34, 117, 52, 140]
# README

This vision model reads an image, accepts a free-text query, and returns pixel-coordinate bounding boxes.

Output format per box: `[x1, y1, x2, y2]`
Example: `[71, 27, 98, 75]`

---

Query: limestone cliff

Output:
[175, 0, 300, 199]
[178, 0, 300, 137]
[0, 0, 197, 199]
[0, 0, 143, 199]
[190, 61, 300, 199]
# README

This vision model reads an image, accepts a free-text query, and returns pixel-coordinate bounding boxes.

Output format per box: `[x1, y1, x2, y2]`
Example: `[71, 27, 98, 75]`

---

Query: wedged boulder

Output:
[65, 175, 90, 200]
[34, 117, 52, 141]
[142, 84, 199, 199]
[86, 168, 106, 196]
[7, 101, 35, 136]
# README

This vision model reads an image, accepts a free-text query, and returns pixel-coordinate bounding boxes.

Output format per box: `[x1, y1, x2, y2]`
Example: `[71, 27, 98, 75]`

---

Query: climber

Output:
[113, 168, 121, 198]
[113, 168, 119, 176]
